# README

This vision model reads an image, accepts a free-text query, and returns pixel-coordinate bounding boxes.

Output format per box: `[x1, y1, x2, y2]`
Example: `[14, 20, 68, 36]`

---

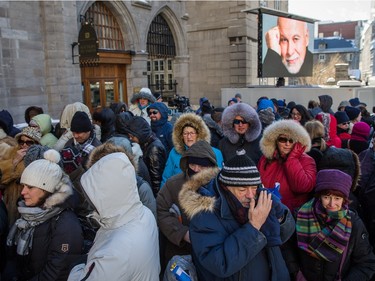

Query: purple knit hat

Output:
[315, 169, 351, 199]
[351, 121, 370, 142]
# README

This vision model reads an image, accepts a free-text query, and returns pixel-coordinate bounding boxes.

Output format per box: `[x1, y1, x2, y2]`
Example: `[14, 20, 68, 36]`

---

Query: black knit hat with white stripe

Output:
[218, 149, 262, 186]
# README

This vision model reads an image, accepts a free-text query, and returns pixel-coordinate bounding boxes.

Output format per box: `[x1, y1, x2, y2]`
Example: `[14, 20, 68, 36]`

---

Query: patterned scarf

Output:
[61, 131, 97, 173]
[296, 199, 352, 262]
[7, 201, 62, 255]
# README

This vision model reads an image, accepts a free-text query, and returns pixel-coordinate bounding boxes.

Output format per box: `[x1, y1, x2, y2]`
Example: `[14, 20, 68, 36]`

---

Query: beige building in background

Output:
[0, 1, 287, 123]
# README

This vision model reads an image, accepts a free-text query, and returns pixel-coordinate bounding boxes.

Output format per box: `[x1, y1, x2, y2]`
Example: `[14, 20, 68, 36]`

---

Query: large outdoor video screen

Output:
[259, 13, 314, 78]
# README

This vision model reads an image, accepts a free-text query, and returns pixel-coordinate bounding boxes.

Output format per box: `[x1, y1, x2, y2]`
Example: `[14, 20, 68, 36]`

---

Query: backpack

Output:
[163, 255, 198, 281]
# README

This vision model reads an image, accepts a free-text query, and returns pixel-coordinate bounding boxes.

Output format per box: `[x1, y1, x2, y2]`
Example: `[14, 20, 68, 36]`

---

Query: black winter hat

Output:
[70, 111, 92, 132]
[344, 106, 361, 121]
[334, 111, 350, 125]
[219, 149, 262, 186]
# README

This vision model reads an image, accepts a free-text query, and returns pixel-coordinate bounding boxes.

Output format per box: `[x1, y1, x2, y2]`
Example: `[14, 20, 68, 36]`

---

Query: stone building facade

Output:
[0, 1, 287, 123]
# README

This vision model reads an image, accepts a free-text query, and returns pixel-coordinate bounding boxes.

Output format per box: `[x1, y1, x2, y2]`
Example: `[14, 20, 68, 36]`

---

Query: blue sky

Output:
[289, 0, 372, 22]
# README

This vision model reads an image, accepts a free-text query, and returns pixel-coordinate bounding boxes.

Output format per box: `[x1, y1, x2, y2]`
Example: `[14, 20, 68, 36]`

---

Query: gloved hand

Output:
[288, 142, 306, 159]
[258, 187, 283, 246]
[260, 209, 282, 247]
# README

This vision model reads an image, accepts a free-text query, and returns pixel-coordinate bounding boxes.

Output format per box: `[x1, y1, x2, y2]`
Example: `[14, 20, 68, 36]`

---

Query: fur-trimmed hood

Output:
[42, 174, 74, 210]
[221, 103, 261, 144]
[260, 119, 311, 159]
[86, 141, 138, 173]
[172, 113, 211, 155]
[130, 87, 156, 104]
[179, 167, 219, 219]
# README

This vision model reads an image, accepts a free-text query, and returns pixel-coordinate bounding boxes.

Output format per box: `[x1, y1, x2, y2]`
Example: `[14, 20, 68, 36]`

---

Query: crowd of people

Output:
[1, 89, 375, 281]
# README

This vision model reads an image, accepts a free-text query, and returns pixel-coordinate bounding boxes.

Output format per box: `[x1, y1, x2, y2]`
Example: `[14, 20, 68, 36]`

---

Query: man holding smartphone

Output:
[179, 149, 295, 281]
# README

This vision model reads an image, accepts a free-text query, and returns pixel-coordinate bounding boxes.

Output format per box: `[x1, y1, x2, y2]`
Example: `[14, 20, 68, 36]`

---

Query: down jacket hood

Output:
[172, 113, 211, 155]
[179, 167, 220, 219]
[147, 102, 169, 127]
[221, 103, 261, 144]
[0, 110, 20, 137]
[60, 102, 92, 130]
[179, 140, 217, 172]
[81, 152, 143, 229]
[31, 113, 53, 135]
[318, 95, 333, 114]
[260, 119, 311, 159]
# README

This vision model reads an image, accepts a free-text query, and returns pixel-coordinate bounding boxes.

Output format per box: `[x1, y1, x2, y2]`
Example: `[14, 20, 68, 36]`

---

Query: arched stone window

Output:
[84, 2, 124, 50]
[147, 14, 177, 97]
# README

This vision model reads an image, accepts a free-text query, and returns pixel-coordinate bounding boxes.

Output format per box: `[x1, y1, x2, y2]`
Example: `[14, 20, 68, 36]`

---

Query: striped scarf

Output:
[296, 199, 352, 262]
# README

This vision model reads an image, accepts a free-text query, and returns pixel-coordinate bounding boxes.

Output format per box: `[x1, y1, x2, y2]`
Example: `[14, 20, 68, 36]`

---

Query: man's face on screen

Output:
[278, 18, 309, 74]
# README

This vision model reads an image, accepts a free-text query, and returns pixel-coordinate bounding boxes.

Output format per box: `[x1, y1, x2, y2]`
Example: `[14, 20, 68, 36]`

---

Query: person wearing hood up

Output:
[54, 102, 101, 152]
[0, 110, 20, 138]
[258, 119, 316, 213]
[91, 107, 116, 143]
[316, 95, 341, 148]
[68, 151, 160, 281]
[157, 140, 218, 275]
[122, 115, 166, 196]
[30, 113, 58, 148]
[161, 113, 223, 188]
[147, 102, 173, 155]
[129, 87, 156, 124]
[218, 102, 262, 164]
[179, 149, 294, 281]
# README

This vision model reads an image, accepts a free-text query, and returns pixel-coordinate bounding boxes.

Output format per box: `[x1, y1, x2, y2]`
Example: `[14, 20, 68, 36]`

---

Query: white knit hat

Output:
[20, 149, 63, 193]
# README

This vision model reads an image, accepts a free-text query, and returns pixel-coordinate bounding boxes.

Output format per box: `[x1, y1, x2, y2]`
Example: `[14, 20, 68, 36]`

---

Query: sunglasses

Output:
[277, 137, 294, 144]
[341, 122, 350, 125]
[148, 110, 159, 116]
[233, 119, 248, 125]
[18, 139, 35, 146]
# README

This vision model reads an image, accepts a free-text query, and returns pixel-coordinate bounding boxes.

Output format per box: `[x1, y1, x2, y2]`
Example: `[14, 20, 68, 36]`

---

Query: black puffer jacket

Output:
[4, 192, 83, 281]
[121, 116, 166, 196]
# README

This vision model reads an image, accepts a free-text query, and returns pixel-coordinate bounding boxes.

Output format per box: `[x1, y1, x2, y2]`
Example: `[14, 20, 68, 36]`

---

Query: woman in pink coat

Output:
[258, 119, 317, 214]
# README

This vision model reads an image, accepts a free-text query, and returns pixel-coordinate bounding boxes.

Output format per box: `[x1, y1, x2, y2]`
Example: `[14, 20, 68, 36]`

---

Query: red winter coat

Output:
[258, 120, 317, 214]
[258, 153, 316, 213]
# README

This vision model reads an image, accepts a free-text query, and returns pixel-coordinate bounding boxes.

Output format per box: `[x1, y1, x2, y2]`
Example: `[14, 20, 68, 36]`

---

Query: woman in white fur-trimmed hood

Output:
[258, 119, 317, 214]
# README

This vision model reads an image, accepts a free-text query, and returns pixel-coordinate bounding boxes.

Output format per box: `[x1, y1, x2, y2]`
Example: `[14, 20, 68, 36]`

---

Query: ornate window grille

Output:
[146, 14, 177, 96]
[84, 2, 124, 50]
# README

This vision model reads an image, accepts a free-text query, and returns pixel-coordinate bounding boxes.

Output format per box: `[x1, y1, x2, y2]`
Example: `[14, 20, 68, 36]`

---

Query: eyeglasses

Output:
[148, 110, 159, 116]
[18, 139, 35, 146]
[277, 137, 294, 144]
[183, 132, 197, 137]
[233, 119, 248, 125]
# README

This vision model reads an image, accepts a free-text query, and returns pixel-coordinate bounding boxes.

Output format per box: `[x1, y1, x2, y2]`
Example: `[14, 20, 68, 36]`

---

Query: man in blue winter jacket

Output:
[147, 102, 173, 155]
[179, 149, 295, 281]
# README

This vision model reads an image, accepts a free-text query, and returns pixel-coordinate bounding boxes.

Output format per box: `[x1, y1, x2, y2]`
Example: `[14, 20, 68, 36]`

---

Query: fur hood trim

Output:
[260, 119, 311, 159]
[179, 167, 219, 219]
[172, 113, 211, 154]
[43, 174, 73, 209]
[86, 142, 138, 172]
[221, 103, 261, 144]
